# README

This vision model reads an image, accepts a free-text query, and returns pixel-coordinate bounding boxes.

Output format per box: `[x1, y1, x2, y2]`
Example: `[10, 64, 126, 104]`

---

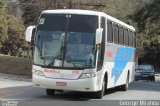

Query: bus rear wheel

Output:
[120, 73, 129, 91]
[46, 89, 55, 96]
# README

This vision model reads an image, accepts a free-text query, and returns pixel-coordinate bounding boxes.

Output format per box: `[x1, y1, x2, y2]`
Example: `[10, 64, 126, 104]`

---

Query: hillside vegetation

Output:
[0, 54, 32, 76]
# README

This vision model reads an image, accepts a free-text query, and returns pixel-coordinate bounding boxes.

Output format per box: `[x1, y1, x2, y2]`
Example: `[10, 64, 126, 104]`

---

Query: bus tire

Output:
[95, 78, 106, 99]
[46, 89, 55, 96]
[121, 73, 129, 91]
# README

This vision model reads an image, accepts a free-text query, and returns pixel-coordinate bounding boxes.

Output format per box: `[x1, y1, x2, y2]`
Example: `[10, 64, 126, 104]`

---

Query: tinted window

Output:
[124, 29, 129, 46]
[107, 21, 113, 42]
[113, 24, 119, 44]
[132, 32, 136, 47]
[137, 65, 154, 71]
[38, 14, 66, 31]
[129, 31, 133, 47]
[68, 15, 98, 33]
[119, 27, 124, 45]
[38, 14, 98, 33]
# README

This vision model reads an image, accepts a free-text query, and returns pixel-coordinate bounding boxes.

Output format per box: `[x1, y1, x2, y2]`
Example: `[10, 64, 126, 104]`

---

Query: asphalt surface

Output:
[0, 74, 160, 106]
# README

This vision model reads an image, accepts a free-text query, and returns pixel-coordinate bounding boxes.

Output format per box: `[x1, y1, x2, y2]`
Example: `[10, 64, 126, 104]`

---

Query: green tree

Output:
[0, 0, 8, 49]
[130, 0, 160, 67]
[2, 15, 25, 56]
[19, 0, 90, 26]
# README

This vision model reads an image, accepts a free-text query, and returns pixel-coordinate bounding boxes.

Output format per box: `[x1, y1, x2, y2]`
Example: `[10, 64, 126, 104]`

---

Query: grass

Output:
[0, 54, 32, 76]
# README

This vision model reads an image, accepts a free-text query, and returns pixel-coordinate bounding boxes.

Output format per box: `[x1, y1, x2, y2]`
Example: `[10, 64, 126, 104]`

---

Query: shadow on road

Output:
[0, 86, 94, 101]
[0, 85, 121, 101]
[129, 80, 160, 92]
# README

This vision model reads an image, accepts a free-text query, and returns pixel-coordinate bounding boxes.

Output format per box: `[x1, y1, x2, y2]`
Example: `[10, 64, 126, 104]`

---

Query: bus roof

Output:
[42, 9, 135, 31]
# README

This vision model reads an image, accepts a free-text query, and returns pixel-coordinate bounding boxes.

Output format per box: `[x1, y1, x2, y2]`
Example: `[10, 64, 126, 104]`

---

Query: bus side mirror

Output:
[96, 28, 103, 44]
[25, 26, 36, 42]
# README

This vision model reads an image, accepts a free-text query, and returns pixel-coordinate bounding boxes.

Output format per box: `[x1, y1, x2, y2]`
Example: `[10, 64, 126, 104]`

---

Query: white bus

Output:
[25, 9, 136, 99]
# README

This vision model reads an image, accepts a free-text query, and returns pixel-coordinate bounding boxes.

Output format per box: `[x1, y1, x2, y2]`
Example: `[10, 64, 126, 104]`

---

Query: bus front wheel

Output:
[95, 78, 106, 99]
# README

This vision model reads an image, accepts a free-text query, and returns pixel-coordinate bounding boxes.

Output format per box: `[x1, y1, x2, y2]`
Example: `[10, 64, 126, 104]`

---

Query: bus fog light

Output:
[80, 73, 96, 79]
[33, 70, 45, 76]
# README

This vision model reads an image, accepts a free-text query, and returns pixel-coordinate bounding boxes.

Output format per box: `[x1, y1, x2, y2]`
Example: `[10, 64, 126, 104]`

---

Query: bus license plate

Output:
[56, 82, 67, 86]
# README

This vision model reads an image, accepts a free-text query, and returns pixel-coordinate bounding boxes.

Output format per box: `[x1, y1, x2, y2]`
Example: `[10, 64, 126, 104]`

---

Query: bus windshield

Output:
[34, 14, 98, 69]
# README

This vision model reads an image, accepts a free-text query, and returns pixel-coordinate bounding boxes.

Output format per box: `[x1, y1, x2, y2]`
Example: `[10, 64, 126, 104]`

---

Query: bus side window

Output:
[113, 24, 119, 44]
[129, 31, 133, 47]
[124, 29, 129, 46]
[133, 32, 136, 47]
[107, 21, 113, 43]
[119, 27, 124, 45]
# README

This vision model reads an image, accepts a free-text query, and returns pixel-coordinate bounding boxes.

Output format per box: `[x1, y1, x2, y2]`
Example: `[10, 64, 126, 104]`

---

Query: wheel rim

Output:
[126, 81, 128, 89]
[126, 76, 129, 89]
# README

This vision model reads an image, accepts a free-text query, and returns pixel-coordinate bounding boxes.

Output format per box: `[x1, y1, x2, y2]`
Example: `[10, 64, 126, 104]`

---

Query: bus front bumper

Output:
[32, 74, 100, 92]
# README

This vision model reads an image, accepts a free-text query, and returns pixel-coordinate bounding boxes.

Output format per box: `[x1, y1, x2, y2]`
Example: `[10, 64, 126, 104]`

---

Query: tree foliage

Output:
[2, 15, 25, 56]
[0, 0, 8, 49]
[0, 0, 26, 56]
[19, 0, 89, 26]
[130, 0, 160, 66]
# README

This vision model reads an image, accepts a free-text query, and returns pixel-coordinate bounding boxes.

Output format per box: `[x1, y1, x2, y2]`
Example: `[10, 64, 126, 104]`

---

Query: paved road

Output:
[0, 74, 160, 106]
[0, 77, 31, 89]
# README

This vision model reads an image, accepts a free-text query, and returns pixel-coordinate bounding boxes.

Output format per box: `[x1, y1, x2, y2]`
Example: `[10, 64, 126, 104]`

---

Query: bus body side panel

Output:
[104, 43, 136, 88]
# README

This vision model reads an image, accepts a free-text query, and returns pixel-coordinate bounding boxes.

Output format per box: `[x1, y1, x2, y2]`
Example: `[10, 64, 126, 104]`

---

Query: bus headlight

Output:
[80, 72, 96, 79]
[33, 70, 45, 76]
